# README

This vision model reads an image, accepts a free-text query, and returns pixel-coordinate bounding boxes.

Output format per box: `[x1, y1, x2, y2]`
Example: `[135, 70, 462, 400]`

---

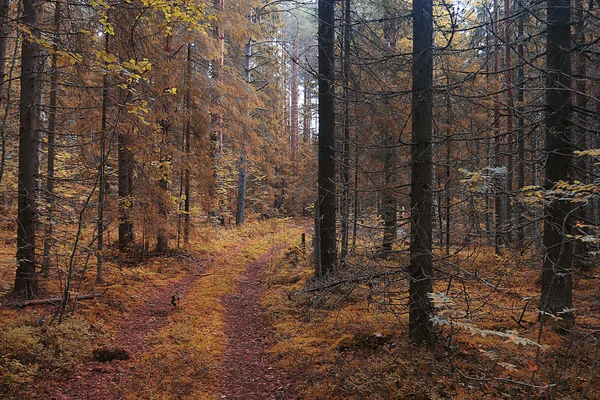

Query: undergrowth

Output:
[263, 240, 600, 399]
[0, 317, 96, 396]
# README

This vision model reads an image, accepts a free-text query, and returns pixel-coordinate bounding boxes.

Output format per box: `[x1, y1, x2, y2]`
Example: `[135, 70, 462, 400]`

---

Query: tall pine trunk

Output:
[236, 38, 252, 226]
[340, 0, 351, 266]
[515, 10, 525, 248]
[317, 0, 337, 277]
[42, 0, 63, 277]
[381, 130, 397, 254]
[504, 0, 514, 243]
[14, 0, 40, 298]
[572, 0, 588, 270]
[0, 0, 8, 113]
[409, 0, 435, 346]
[118, 130, 134, 251]
[493, 0, 505, 254]
[540, 0, 574, 325]
[183, 44, 192, 244]
[96, 32, 109, 283]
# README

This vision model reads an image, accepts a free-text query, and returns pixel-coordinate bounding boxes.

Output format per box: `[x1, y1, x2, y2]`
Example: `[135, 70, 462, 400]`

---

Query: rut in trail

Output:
[219, 249, 295, 400]
[37, 258, 212, 400]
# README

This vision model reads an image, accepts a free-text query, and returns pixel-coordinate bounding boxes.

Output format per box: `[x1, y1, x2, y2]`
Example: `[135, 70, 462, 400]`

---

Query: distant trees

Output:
[3, 0, 294, 299]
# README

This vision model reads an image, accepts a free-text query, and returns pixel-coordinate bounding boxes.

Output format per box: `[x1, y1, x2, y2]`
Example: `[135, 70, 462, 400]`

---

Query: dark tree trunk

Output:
[572, 0, 588, 270]
[183, 44, 192, 244]
[14, 0, 40, 298]
[493, 0, 505, 254]
[317, 0, 337, 277]
[236, 38, 252, 226]
[118, 131, 134, 251]
[540, 0, 574, 325]
[96, 32, 109, 283]
[381, 132, 397, 254]
[409, 0, 435, 347]
[504, 0, 514, 244]
[42, 0, 62, 277]
[0, 0, 8, 111]
[515, 10, 525, 248]
[444, 91, 451, 255]
[291, 37, 299, 178]
[340, 0, 351, 267]
[235, 153, 247, 225]
[155, 156, 169, 254]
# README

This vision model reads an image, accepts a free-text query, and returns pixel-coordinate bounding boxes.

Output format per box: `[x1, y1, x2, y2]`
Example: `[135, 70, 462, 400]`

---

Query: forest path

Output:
[35, 222, 301, 400]
[218, 247, 295, 400]
[38, 254, 215, 400]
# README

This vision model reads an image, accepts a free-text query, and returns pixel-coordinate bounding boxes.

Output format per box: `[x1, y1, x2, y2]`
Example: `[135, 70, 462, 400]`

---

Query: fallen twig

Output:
[5, 293, 102, 308]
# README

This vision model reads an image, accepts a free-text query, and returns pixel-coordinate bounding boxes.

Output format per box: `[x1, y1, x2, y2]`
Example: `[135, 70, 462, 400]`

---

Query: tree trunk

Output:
[118, 131, 134, 251]
[381, 131, 396, 254]
[96, 32, 109, 283]
[340, 0, 351, 267]
[409, 0, 435, 347]
[515, 10, 525, 248]
[493, 0, 505, 254]
[42, 0, 62, 277]
[183, 43, 192, 245]
[235, 153, 247, 225]
[540, 0, 574, 325]
[303, 72, 311, 142]
[572, 0, 588, 270]
[444, 91, 451, 255]
[0, 0, 8, 111]
[317, 0, 337, 277]
[291, 36, 299, 178]
[14, 0, 40, 298]
[235, 38, 252, 226]
[504, 0, 514, 244]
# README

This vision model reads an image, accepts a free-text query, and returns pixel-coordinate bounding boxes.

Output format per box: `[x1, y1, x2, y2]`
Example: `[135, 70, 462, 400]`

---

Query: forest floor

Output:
[0, 219, 304, 400]
[2, 219, 600, 399]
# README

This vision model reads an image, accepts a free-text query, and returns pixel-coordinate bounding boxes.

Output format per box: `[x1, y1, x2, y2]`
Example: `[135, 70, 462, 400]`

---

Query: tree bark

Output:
[96, 32, 109, 283]
[409, 0, 435, 347]
[236, 38, 252, 226]
[317, 0, 337, 277]
[492, 0, 506, 255]
[303, 72, 311, 142]
[340, 0, 351, 266]
[118, 131, 134, 251]
[381, 131, 396, 254]
[540, 0, 574, 325]
[572, 0, 588, 270]
[515, 10, 525, 248]
[183, 43, 192, 244]
[235, 153, 247, 225]
[291, 36, 299, 178]
[14, 0, 40, 298]
[504, 0, 514, 244]
[0, 0, 8, 110]
[42, 0, 62, 277]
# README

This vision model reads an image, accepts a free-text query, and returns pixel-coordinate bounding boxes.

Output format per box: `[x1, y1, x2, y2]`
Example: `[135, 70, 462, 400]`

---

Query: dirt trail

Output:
[219, 249, 295, 400]
[38, 257, 212, 400]
[34, 235, 296, 400]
